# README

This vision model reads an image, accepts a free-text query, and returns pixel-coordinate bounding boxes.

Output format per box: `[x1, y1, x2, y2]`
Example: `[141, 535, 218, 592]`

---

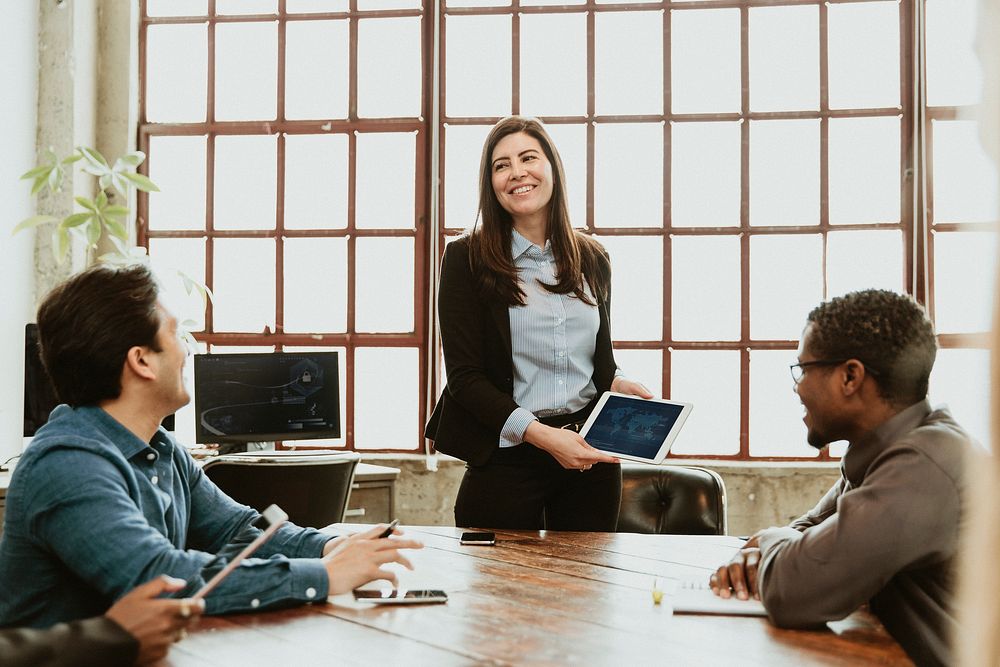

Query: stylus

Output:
[378, 519, 400, 539]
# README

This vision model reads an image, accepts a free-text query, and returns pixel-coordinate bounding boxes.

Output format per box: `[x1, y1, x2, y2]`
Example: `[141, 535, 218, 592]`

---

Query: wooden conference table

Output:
[166, 526, 910, 666]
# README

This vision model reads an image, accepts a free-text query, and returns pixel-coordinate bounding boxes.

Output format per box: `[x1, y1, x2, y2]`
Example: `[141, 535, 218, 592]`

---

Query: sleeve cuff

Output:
[756, 526, 802, 558]
[499, 408, 537, 448]
[289, 558, 330, 601]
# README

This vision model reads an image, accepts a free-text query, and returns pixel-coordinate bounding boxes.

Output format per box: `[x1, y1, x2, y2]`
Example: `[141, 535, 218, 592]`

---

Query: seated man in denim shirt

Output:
[0, 264, 422, 629]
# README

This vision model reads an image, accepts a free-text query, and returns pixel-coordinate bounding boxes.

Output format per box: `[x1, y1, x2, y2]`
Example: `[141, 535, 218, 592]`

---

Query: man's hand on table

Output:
[709, 535, 762, 601]
[322, 523, 423, 595]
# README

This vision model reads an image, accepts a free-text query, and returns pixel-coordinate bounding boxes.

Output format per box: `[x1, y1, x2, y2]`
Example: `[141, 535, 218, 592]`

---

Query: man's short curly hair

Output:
[806, 289, 936, 406]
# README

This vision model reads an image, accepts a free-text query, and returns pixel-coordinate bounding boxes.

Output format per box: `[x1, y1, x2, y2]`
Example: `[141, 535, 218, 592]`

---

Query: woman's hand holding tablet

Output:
[578, 392, 693, 464]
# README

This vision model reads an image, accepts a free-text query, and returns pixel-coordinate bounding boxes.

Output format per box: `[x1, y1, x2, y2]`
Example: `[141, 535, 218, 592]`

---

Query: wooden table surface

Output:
[166, 525, 911, 666]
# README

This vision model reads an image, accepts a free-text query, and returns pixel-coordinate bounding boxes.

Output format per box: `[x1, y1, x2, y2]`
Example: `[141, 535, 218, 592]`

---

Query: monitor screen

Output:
[23, 323, 175, 436]
[193, 352, 341, 444]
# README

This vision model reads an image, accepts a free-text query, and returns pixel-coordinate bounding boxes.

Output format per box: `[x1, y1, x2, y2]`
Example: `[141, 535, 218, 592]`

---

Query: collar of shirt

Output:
[69, 404, 163, 461]
[511, 228, 552, 262]
[841, 398, 933, 485]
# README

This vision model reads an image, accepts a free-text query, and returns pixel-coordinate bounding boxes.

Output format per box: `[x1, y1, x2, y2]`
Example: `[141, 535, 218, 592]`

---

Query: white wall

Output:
[0, 4, 39, 463]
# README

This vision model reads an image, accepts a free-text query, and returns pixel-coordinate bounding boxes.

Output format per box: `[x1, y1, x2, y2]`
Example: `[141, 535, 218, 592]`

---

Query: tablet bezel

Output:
[578, 392, 693, 464]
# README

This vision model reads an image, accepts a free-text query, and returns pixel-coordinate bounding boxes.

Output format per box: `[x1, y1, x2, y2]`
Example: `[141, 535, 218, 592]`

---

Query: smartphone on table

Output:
[459, 531, 496, 546]
[192, 504, 288, 601]
[353, 589, 448, 605]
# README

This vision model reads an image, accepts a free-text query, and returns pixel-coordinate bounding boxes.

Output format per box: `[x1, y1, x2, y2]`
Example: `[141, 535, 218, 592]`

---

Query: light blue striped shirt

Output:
[498, 231, 602, 447]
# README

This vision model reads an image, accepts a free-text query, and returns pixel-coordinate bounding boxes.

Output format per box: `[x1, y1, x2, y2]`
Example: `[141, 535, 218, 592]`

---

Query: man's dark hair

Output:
[806, 289, 937, 406]
[36, 263, 162, 407]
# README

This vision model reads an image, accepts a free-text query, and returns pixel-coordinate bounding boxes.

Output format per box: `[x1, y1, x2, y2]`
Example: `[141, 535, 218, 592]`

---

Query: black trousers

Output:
[454, 411, 622, 532]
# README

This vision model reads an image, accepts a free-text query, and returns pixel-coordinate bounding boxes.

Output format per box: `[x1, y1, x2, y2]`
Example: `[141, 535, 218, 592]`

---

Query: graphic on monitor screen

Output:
[23, 324, 175, 436]
[194, 352, 341, 444]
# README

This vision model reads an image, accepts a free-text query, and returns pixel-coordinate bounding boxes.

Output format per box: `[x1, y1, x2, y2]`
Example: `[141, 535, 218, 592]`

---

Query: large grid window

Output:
[138, 1, 430, 451]
[140, 0, 995, 457]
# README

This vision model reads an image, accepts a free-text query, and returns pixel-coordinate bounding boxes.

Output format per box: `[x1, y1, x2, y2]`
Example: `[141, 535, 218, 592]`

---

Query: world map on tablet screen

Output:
[583, 395, 686, 458]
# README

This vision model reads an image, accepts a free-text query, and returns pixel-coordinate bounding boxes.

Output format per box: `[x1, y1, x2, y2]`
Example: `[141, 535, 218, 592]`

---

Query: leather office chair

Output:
[203, 451, 361, 529]
[617, 463, 727, 535]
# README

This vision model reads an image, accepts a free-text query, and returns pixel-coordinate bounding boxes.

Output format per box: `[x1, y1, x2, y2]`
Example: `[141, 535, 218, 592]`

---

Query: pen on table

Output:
[378, 519, 399, 539]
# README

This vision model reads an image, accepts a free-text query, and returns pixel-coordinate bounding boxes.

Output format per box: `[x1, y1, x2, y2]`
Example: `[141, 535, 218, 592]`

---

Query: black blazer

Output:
[425, 236, 618, 466]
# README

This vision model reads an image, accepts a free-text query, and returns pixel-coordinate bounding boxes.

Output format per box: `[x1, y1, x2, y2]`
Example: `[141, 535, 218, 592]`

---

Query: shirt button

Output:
[251, 598, 260, 608]
[146, 452, 155, 461]
[305, 587, 317, 599]
[151, 476, 159, 485]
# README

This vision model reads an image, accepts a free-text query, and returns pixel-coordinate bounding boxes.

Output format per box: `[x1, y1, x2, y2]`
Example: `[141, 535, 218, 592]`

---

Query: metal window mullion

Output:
[662, 6, 672, 400]
[586, 9, 596, 230]
[739, 3, 751, 459]
[205, 5, 217, 338]
[512, 3, 520, 116]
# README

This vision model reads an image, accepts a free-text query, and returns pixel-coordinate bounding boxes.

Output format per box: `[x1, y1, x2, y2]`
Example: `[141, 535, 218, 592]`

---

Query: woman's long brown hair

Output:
[468, 116, 609, 307]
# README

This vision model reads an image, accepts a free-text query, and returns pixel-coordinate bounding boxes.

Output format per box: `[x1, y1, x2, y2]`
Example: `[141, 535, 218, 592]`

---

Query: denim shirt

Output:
[0, 405, 331, 629]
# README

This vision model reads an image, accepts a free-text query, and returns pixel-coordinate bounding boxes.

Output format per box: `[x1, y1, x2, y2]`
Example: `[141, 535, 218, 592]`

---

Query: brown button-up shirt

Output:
[757, 399, 975, 667]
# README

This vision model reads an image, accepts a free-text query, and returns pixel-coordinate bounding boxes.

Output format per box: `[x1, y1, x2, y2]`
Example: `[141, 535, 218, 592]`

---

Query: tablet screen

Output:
[583, 395, 687, 459]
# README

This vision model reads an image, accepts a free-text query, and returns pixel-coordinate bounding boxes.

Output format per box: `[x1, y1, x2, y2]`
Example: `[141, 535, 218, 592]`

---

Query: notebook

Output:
[669, 578, 768, 617]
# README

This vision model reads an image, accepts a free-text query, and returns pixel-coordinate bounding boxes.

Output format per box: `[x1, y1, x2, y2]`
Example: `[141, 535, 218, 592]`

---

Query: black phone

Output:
[459, 531, 496, 546]
[353, 589, 448, 604]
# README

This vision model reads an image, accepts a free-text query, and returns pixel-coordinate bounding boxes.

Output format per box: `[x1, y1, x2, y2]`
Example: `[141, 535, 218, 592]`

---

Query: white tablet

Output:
[579, 392, 693, 464]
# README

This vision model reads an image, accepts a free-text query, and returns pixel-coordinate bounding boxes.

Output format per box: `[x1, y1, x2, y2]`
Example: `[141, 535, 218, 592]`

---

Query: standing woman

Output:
[425, 116, 652, 531]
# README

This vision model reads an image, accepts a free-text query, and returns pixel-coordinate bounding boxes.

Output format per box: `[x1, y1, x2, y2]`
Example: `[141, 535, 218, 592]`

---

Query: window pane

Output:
[284, 134, 348, 230]
[827, 230, 904, 299]
[148, 135, 206, 231]
[213, 238, 276, 332]
[286, 20, 349, 120]
[595, 11, 662, 115]
[672, 235, 740, 341]
[829, 116, 901, 224]
[930, 348, 991, 448]
[356, 132, 416, 229]
[147, 0, 206, 16]
[926, 0, 983, 107]
[150, 238, 207, 331]
[545, 123, 587, 228]
[146, 24, 207, 122]
[613, 349, 662, 398]
[358, 18, 421, 118]
[445, 15, 510, 117]
[594, 123, 662, 228]
[355, 348, 420, 449]
[932, 120, 1000, 223]
[215, 22, 277, 121]
[598, 235, 663, 341]
[523, 0, 584, 6]
[444, 124, 490, 230]
[521, 13, 586, 117]
[214, 135, 277, 230]
[284, 238, 347, 333]
[445, 0, 509, 6]
[750, 234, 823, 340]
[217, 0, 275, 13]
[750, 119, 820, 226]
[358, 0, 421, 8]
[355, 238, 414, 333]
[750, 349, 816, 457]
[671, 350, 740, 456]
[671, 121, 740, 228]
[287, 0, 349, 12]
[749, 6, 818, 112]
[671, 9, 740, 114]
[828, 1, 900, 110]
[933, 231, 998, 334]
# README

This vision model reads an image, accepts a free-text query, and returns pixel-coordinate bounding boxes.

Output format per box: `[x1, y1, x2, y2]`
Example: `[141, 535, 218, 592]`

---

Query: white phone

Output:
[192, 504, 288, 601]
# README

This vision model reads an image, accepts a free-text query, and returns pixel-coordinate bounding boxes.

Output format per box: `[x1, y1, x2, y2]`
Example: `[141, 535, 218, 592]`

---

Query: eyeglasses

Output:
[789, 359, 882, 384]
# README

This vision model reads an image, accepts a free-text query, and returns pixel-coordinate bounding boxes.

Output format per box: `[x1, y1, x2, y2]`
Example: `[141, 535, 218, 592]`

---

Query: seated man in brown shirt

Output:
[711, 289, 974, 667]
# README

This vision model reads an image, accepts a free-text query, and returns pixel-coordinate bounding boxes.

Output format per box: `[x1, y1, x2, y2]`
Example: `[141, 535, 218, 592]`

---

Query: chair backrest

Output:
[617, 463, 727, 535]
[203, 451, 361, 529]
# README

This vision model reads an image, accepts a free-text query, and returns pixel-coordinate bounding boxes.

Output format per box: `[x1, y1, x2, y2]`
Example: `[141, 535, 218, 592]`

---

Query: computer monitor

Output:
[23, 323, 175, 436]
[193, 351, 341, 445]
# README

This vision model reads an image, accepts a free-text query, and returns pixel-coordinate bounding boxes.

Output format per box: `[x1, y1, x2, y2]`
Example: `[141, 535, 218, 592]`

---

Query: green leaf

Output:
[178, 269, 214, 305]
[81, 163, 108, 177]
[104, 218, 129, 241]
[86, 219, 102, 245]
[62, 212, 91, 228]
[75, 196, 98, 212]
[61, 153, 83, 165]
[104, 205, 129, 219]
[21, 165, 52, 180]
[110, 173, 129, 198]
[78, 146, 109, 169]
[121, 171, 160, 193]
[113, 151, 145, 170]
[99, 173, 112, 191]
[47, 166, 61, 190]
[96, 190, 108, 209]
[54, 225, 71, 263]
[12, 215, 58, 235]
[30, 175, 50, 196]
